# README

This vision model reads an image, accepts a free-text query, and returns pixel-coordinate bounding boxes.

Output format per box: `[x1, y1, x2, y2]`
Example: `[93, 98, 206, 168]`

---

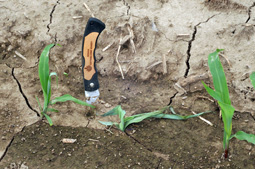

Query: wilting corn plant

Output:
[99, 105, 210, 132]
[36, 44, 94, 126]
[250, 72, 255, 89]
[202, 49, 255, 158]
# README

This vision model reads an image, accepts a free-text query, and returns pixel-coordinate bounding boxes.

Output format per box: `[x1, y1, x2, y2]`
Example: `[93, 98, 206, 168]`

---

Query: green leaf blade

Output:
[250, 72, 255, 89]
[153, 111, 212, 120]
[202, 81, 223, 102]
[124, 109, 165, 129]
[218, 101, 235, 149]
[35, 96, 42, 112]
[39, 44, 54, 100]
[101, 105, 122, 117]
[47, 108, 59, 113]
[50, 94, 95, 108]
[43, 113, 53, 126]
[230, 131, 255, 144]
[208, 49, 231, 105]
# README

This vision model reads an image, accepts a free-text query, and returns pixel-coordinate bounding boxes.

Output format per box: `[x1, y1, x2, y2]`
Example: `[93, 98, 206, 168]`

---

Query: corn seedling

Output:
[202, 49, 255, 158]
[250, 72, 255, 89]
[99, 105, 211, 132]
[36, 44, 94, 126]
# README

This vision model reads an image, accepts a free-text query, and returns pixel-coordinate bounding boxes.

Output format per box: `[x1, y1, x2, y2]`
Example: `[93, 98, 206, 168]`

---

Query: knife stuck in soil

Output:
[81, 17, 105, 104]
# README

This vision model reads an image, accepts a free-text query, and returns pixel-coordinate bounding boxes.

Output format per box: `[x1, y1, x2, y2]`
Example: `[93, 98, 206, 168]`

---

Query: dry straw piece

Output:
[83, 2, 95, 17]
[61, 138, 77, 143]
[192, 111, 213, 126]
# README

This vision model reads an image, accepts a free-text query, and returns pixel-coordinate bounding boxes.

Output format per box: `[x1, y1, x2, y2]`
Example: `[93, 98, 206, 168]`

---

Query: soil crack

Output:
[0, 136, 14, 162]
[245, 2, 255, 23]
[125, 131, 153, 152]
[249, 112, 255, 121]
[168, 92, 178, 105]
[47, 0, 60, 33]
[12, 68, 40, 117]
[0, 126, 26, 162]
[125, 132, 169, 162]
[184, 14, 219, 78]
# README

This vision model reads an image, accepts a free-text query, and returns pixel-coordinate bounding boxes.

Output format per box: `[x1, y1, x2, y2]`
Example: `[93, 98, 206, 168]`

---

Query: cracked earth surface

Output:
[0, 0, 255, 168]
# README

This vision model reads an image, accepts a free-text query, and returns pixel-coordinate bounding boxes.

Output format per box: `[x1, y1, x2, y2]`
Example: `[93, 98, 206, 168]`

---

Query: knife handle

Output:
[82, 18, 105, 91]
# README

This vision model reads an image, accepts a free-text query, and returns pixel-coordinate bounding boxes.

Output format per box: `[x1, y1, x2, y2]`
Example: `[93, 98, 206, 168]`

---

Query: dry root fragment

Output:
[195, 96, 215, 103]
[83, 2, 95, 17]
[162, 54, 167, 74]
[15, 51, 27, 60]
[73, 16, 83, 19]
[192, 111, 213, 126]
[219, 53, 231, 67]
[179, 73, 209, 87]
[102, 41, 115, 52]
[146, 61, 162, 70]
[174, 83, 187, 95]
[88, 138, 99, 142]
[127, 23, 136, 53]
[61, 138, 77, 143]
[116, 35, 125, 79]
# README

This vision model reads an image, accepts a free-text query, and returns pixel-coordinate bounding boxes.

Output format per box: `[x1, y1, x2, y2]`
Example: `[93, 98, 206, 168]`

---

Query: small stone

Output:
[104, 103, 111, 108]
[21, 137, 26, 141]
[20, 163, 28, 169]
[1, 44, 6, 48]
[10, 163, 16, 169]
[2, 136, 6, 140]
[7, 45, 13, 51]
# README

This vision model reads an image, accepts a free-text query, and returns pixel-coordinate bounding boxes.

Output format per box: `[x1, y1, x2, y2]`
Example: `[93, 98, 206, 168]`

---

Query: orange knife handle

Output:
[82, 18, 105, 91]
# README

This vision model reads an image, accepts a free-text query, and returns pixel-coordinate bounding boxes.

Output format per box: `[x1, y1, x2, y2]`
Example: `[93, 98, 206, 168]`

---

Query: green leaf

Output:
[118, 107, 126, 131]
[218, 101, 235, 149]
[63, 72, 68, 76]
[46, 72, 58, 105]
[43, 113, 53, 126]
[230, 131, 255, 144]
[56, 43, 62, 47]
[47, 108, 59, 113]
[208, 49, 231, 105]
[124, 110, 162, 129]
[123, 107, 169, 129]
[250, 72, 255, 89]
[39, 44, 54, 108]
[98, 121, 118, 126]
[50, 72, 58, 87]
[46, 77, 52, 105]
[202, 81, 223, 102]
[169, 107, 177, 114]
[101, 105, 122, 117]
[35, 96, 42, 112]
[153, 111, 211, 120]
[50, 94, 95, 108]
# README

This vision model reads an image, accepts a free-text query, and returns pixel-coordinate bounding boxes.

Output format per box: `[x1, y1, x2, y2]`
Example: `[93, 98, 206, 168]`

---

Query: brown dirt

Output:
[1, 0, 255, 168]
[1, 112, 255, 168]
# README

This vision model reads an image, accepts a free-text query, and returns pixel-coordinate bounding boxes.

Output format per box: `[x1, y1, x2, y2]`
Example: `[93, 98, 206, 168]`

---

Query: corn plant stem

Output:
[224, 148, 229, 158]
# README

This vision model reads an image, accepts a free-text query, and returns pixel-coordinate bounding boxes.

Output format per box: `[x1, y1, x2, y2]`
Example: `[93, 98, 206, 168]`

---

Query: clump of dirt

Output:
[204, 0, 246, 11]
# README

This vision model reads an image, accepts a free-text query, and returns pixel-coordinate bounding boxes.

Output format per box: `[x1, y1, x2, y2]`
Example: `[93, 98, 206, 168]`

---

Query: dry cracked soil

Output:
[0, 0, 255, 168]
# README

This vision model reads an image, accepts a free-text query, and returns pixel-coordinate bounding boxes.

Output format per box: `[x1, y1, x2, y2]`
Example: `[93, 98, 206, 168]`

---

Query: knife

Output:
[82, 17, 105, 104]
